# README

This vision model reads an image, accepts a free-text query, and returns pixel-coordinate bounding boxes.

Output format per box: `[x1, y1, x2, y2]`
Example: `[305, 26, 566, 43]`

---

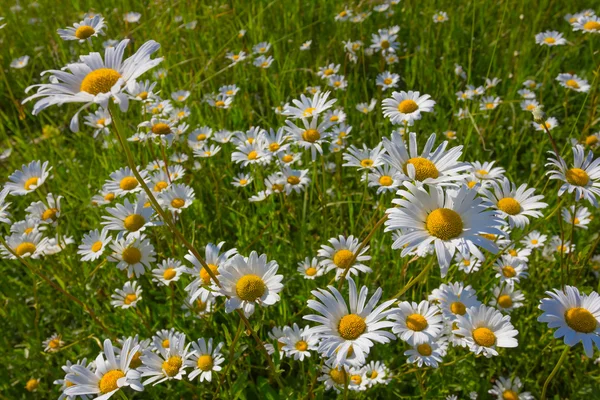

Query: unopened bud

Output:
[532, 105, 545, 122]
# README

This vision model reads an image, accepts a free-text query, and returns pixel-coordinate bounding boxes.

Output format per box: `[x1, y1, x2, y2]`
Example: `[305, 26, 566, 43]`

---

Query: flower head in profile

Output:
[57, 15, 106, 43]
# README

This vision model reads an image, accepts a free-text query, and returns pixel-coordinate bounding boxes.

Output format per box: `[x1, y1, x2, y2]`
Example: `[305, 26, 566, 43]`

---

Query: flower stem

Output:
[540, 346, 570, 400]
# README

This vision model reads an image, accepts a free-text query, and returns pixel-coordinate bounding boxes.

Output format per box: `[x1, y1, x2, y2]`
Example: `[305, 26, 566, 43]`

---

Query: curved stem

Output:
[392, 259, 434, 300]
[540, 346, 569, 400]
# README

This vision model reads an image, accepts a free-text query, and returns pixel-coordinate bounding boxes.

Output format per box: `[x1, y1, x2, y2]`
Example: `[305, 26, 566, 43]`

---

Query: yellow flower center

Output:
[565, 79, 580, 89]
[163, 268, 176, 280]
[383, 78, 393, 85]
[235, 274, 266, 301]
[272, 183, 284, 192]
[450, 301, 466, 315]
[574, 217, 580, 224]
[119, 176, 138, 191]
[486, 103, 495, 109]
[154, 181, 168, 192]
[586, 135, 599, 146]
[472, 327, 496, 347]
[476, 169, 488, 176]
[197, 355, 214, 371]
[124, 214, 145, 232]
[330, 368, 346, 385]
[406, 314, 428, 331]
[330, 115, 339, 122]
[502, 390, 519, 400]
[129, 351, 142, 369]
[152, 122, 171, 135]
[238, 179, 248, 186]
[49, 338, 61, 348]
[565, 168, 589, 186]
[302, 129, 321, 143]
[370, 370, 378, 379]
[351, 375, 362, 384]
[333, 249, 354, 269]
[196, 133, 207, 141]
[99, 369, 125, 394]
[497, 197, 521, 215]
[295, 340, 308, 351]
[381, 40, 390, 49]
[171, 198, 185, 208]
[498, 294, 513, 308]
[531, 239, 538, 245]
[508, 249, 518, 257]
[360, 159, 374, 168]
[16, 242, 36, 257]
[200, 264, 219, 285]
[104, 193, 115, 202]
[90, 240, 103, 252]
[398, 99, 418, 114]
[404, 157, 439, 181]
[564, 307, 597, 333]
[80, 68, 121, 95]
[417, 343, 432, 356]
[24, 177, 39, 190]
[287, 176, 300, 185]
[425, 208, 463, 240]
[42, 207, 58, 221]
[305, 267, 318, 276]
[75, 25, 96, 39]
[303, 107, 316, 116]
[247, 150, 258, 160]
[544, 37, 556, 44]
[122, 247, 142, 265]
[269, 142, 280, 152]
[338, 314, 366, 340]
[162, 339, 170, 348]
[584, 21, 600, 31]
[379, 176, 393, 186]
[324, 68, 334, 76]
[124, 293, 137, 305]
[138, 91, 148, 100]
[215, 100, 226, 107]
[502, 266, 516, 278]
[162, 356, 183, 377]
[25, 379, 39, 392]
[232, 55, 240, 60]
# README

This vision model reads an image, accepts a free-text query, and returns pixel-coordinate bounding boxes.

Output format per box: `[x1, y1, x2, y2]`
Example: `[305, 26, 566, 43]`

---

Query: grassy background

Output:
[1, 0, 599, 398]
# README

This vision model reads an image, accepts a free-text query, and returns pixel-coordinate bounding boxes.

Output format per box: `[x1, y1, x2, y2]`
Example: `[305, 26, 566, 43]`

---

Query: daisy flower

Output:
[261, 127, 289, 155]
[433, 11, 449, 23]
[0, 192, 10, 224]
[480, 96, 501, 111]
[184, 242, 237, 302]
[561, 205, 592, 229]
[26, 193, 63, 224]
[455, 304, 518, 358]
[533, 116, 559, 131]
[404, 339, 444, 367]
[65, 338, 143, 398]
[186, 338, 224, 382]
[140, 334, 192, 385]
[84, 108, 112, 138]
[151, 329, 183, 352]
[469, 160, 506, 182]
[545, 235, 575, 256]
[318, 363, 350, 393]
[488, 376, 534, 400]
[367, 165, 402, 194]
[280, 323, 319, 361]
[158, 183, 195, 213]
[572, 15, 600, 34]
[4, 160, 52, 196]
[343, 143, 385, 170]
[382, 132, 468, 186]
[454, 252, 483, 274]
[376, 71, 400, 90]
[102, 197, 156, 238]
[327, 74, 347, 90]
[24, 39, 162, 132]
[304, 278, 396, 367]
[520, 230, 547, 249]
[356, 99, 377, 114]
[300, 40, 312, 50]
[104, 167, 149, 198]
[232, 173, 253, 188]
[557, 73, 590, 92]
[546, 144, 600, 207]
[317, 63, 340, 79]
[297, 257, 323, 279]
[54, 358, 95, 398]
[10, 55, 29, 69]
[494, 256, 528, 286]
[254, 55, 274, 68]
[108, 234, 156, 278]
[219, 84, 240, 97]
[226, 51, 247, 64]
[318, 235, 371, 280]
[264, 326, 287, 358]
[429, 282, 481, 322]
[1, 232, 49, 259]
[231, 142, 271, 167]
[218, 251, 283, 317]
[43, 333, 64, 353]
[370, 30, 399, 54]
[171, 90, 190, 102]
[389, 300, 444, 345]
[57, 15, 106, 43]
[284, 115, 332, 160]
[152, 258, 185, 286]
[382, 90, 435, 126]
[535, 30, 567, 46]
[252, 41, 271, 54]
[78, 229, 111, 261]
[385, 183, 504, 276]
[490, 285, 525, 313]
[364, 361, 391, 387]
[539, 286, 600, 357]
[520, 99, 539, 112]
[111, 280, 143, 309]
[124, 12, 141, 23]
[283, 91, 336, 119]
[126, 80, 157, 102]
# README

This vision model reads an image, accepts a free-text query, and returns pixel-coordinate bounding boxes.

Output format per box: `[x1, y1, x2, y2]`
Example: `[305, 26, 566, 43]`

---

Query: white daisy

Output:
[10, 55, 30, 69]
[297, 256, 324, 279]
[363, 361, 391, 387]
[535, 30, 567, 46]
[111, 280, 143, 309]
[520, 230, 547, 249]
[367, 165, 402, 194]
[283, 91, 336, 119]
[108, 234, 156, 278]
[158, 183, 195, 213]
[78, 229, 111, 261]
[343, 143, 385, 170]
[102, 197, 156, 238]
[0, 231, 49, 259]
[280, 323, 319, 361]
[4, 160, 52, 196]
[186, 338, 224, 382]
[104, 167, 149, 198]
[490, 285, 525, 313]
[533, 117, 559, 131]
[140, 334, 192, 385]
[376, 71, 400, 90]
[469, 161, 505, 182]
[557, 73, 590, 92]
[572, 15, 600, 34]
[318, 235, 371, 280]
[494, 256, 528, 286]
[382, 91, 436, 126]
[404, 339, 444, 367]
[151, 258, 185, 286]
[43, 333, 64, 353]
[389, 300, 444, 345]
[561, 205, 592, 229]
[184, 242, 237, 303]
[429, 282, 481, 322]
[25, 192, 63, 224]
[284, 115, 332, 160]
[488, 376, 534, 400]
[57, 15, 106, 43]
[232, 173, 253, 188]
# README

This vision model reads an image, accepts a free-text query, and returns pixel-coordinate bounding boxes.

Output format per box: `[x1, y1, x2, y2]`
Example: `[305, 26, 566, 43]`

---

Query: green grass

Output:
[1, 0, 600, 398]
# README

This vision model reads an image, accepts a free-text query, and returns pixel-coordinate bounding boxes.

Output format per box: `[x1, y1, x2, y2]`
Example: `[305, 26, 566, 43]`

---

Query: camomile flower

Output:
[108, 234, 156, 278]
[24, 39, 163, 132]
[297, 257, 324, 279]
[232, 173, 253, 188]
[370, 30, 399, 54]
[219, 84, 240, 97]
[277, 151, 302, 166]
[187, 126, 213, 148]
[43, 333, 64, 353]
[561, 205, 592, 229]
[480, 177, 547, 228]
[520, 99, 539, 112]
[405, 339, 444, 367]
[26, 193, 63, 225]
[454, 252, 482, 274]
[582, 132, 600, 148]
[84, 108, 112, 138]
[104, 167, 149, 198]
[78, 229, 111, 261]
[535, 30, 567, 46]
[318, 363, 351, 393]
[533, 116, 559, 131]
[544, 235, 575, 257]
[367, 165, 402, 194]
[557, 73, 590, 92]
[206, 93, 234, 109]
[184, 242, 237, 303]
[283, 90, 336, 119]
[285, 115, 332, 161]
[111, 280, 143, 309]
[335, 8, 352, 21]
[480, 96, 501, 111]
[263, 173, 286, 196]
[488, 376, 534, 400]
[538, 286, 600, 357]
[140, 334, 192, 385]
[231, 141, 271, 167]
[126, 80, 157, 102]
[455, 304, 518, 358]
[546, 144, 600, 207]
[494, 256, 528, 286]
[0, 231, 49, 259]
[226, 50, 247, 64]
[124, 12, 141, 23]
[281, 167, 310, 195]
[300, 40, 312, 50]
[433, 11, 449, 23]
[139, 117, 177, 144]
[218, 251, 283, 317]
[10, 218, 40, 237]
[151, 329, 183, 352]
[54, 358, 95, 398]
[186, 338, 224, 382]
[152, 258, 185, 286]
[57, 15, 106, 43]
[376, 71, 400, 90]
[469, 161, 505, 182]
[65, 338, 143, 399]
[382, 90, 436, 125]
[385, 183, 504, 276]
[145, 98, 172, 116]
[10, 55, 30, 69]
[171, 90, 190, 102]
[429, 282, 481, 322]
[158, 183, 195, 213]
[363, 361, 391, 387]
[304, 278, 396, 367]
[382, 132, 469, 186]
[318, 235, 371, 280]
[4, 160, 52, 196]
[520, 230, 547, 249]
[182, 294, 213, 318]
[264, 326, 287, 358]
[253, 55, 274, 68]
[389, 300, 444, 345]
[252, 41, 271, 54]
[490, 285, 525, 313]
[0, 192, 10, 224]
[572, 15, 600, 34]
[305, 86, 321, 95]
[356, 98, 377, 114]
[261, 127, 289, 155]
[317, 63, 340, 79]
[280, 323, 319, 361]
[102, 197, 156, 238]
[343, 143, 385, 170]
[485, 77, 502, 89]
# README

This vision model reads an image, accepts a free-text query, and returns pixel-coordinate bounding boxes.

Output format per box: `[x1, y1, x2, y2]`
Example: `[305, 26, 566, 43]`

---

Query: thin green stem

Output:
[540, 346, 570, 400]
